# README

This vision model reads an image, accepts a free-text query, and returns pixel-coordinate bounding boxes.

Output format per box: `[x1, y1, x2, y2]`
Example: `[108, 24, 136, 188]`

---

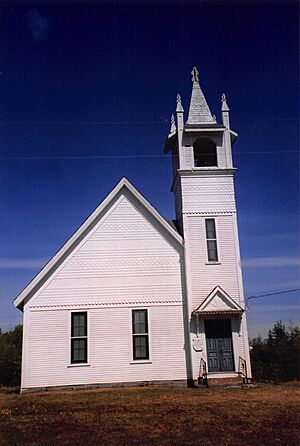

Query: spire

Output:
[176, 93, 184, 151]
[221, 93, 230, 112]
[221, 93, 230, 129]
[176, 93, 184, 112]
[186, 66, 214, 125]
[169, 113, 176, 133]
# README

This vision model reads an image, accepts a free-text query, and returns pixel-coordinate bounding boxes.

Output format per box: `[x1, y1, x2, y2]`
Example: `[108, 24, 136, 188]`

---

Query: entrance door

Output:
[205, 319, 234, 372]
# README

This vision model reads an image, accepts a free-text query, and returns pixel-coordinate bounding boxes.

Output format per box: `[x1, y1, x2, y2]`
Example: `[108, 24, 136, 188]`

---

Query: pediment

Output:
[193, 286, 244, 314]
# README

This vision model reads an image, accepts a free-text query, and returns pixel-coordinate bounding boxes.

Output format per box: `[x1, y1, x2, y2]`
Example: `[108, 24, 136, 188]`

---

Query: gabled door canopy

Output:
[192, 286, 244, 316]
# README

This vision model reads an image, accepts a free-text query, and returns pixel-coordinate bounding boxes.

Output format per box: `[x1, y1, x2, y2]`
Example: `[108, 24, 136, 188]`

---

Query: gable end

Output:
[13, 178, 183, 310]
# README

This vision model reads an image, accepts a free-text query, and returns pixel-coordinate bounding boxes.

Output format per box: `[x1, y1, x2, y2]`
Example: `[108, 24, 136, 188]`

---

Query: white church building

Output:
[14, 67, 251, 392]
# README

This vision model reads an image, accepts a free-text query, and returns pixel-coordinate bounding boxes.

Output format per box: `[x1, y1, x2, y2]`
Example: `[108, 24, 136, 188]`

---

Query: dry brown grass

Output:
[0, 384, 299, 446]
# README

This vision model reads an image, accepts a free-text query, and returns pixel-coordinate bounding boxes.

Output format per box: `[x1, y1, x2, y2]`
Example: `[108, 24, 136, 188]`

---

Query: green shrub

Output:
[0, 325, 23, 387]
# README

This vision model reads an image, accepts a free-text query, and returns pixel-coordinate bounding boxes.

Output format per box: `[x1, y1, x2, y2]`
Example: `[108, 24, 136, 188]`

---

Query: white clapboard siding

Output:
[22, 305, 187, 389]
[217, 145, 227, 169]
[184, 146, 193, 169]
[180, 174, 236, 214]
[29, 195, 182, 309]
[185, 214, 241, 309]
[22, 192, 187, 389]
[231, 317, 247, 365]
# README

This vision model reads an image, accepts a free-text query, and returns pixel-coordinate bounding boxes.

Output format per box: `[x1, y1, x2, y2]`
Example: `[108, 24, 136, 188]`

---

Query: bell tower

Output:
[164, 67, 252, 382]
[164, 66, 238, 232]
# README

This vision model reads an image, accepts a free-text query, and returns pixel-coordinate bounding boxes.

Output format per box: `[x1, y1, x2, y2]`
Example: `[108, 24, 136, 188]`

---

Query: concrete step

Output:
[207, 376, 243, 387]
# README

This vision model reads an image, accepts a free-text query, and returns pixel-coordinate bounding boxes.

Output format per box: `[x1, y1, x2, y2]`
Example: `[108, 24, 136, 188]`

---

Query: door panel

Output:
[218, 338, 234, 371]
[206, 338, 219, 372]
[205, 319, 234, 372]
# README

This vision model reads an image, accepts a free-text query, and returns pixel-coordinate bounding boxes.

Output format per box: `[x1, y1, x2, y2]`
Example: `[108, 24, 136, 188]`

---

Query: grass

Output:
[0, 384, 299, 446]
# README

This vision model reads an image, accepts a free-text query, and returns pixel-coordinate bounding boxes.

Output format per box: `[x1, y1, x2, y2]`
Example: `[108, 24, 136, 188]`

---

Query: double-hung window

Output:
[71, 312, 88, 364]
[205, 218, 219, 262]
[132, 310, 149, 360]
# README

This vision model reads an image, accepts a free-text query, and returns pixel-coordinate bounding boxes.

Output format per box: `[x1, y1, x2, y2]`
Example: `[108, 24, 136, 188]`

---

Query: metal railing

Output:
[238, 356, 247, 382]
[198, 358, 208, 386]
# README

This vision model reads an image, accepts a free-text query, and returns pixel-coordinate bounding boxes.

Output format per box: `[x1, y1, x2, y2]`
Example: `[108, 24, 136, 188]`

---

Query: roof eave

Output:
[192, 309, 244, 315]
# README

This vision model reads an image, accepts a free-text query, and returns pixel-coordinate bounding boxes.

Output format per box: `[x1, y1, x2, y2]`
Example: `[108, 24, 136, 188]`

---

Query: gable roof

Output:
[13, 177, 183, 310]
[192, 286, 244, 315]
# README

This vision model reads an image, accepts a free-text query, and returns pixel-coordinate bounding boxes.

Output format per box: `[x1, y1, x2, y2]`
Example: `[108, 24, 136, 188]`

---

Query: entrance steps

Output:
[197, 373, 253, 388]
[207, 376, 243, 387]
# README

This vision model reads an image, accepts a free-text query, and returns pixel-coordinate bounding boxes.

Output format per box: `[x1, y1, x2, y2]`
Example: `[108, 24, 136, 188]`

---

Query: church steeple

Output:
[186, 67, 215, 125]
[163, 66, 252, 383]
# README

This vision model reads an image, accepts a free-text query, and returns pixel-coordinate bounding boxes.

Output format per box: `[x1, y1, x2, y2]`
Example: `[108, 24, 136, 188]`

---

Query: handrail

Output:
[198, 358, 208, 386]
[238, 356, 247, 380]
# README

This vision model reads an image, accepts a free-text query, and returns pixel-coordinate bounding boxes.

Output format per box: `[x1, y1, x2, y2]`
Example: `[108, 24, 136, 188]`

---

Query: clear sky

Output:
[0, 0, 299, 337]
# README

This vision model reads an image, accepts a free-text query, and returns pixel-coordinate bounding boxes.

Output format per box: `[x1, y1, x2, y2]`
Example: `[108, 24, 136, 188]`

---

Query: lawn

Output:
[0, 384, 299, 446]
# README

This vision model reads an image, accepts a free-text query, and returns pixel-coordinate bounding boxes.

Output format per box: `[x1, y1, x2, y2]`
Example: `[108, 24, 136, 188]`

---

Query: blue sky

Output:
[0, 0, 299, 337]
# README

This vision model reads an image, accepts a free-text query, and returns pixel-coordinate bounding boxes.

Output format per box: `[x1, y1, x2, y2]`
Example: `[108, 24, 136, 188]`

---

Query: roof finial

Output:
[221, 93, 230, 111]
[191, 66, 199, 83]
[176, 93, 184, 112]
[170, 113, 176, 133]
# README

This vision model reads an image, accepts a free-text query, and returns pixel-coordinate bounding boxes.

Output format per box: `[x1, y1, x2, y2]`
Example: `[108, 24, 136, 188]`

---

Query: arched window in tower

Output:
[193, 137, 217, 167]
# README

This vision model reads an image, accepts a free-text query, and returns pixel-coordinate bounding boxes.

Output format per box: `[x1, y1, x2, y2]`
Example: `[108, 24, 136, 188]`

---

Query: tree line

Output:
[0, 321, 299, 387]
[0, 325, 23, 387]
[250, 321, 300, 383]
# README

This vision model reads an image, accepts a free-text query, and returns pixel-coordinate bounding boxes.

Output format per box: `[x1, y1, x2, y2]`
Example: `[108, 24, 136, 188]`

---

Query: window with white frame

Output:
[132, 309, 149, 360]
[205, 218, 219, 262]
[71, 312, 87, 364]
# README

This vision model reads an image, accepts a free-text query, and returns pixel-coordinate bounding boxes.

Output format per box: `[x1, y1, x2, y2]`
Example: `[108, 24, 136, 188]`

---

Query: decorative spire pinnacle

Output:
[170, 113, 176, 133]
[176, 93, 184, 112]
[187, 67, 214, 124]
[221, 93, 230, 112]
[191, 66, 199, 83]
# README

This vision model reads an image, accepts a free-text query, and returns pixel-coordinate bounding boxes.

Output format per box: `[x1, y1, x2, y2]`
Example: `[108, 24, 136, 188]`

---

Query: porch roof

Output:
[192, 286, 245, 316]
[193, 309, 244, 316]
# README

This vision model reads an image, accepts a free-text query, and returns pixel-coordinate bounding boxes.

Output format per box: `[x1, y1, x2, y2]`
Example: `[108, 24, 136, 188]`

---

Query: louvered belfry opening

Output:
[193, 137, 217, 167]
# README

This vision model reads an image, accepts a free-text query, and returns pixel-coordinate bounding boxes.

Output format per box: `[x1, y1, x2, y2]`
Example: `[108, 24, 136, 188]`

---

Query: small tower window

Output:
[193, 137, 217, 167]
[205, 219, 219, 262]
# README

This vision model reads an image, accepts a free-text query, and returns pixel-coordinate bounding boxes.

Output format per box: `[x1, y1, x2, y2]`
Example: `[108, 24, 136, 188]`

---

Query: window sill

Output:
[193, 166, 219, 170]
[205, 262, 221, 265]
[67, 363, 90, 368]
[130, 360, 152, 365]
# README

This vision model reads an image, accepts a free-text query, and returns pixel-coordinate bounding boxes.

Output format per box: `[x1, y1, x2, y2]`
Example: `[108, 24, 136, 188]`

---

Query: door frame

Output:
[204, 318, 235, 373]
